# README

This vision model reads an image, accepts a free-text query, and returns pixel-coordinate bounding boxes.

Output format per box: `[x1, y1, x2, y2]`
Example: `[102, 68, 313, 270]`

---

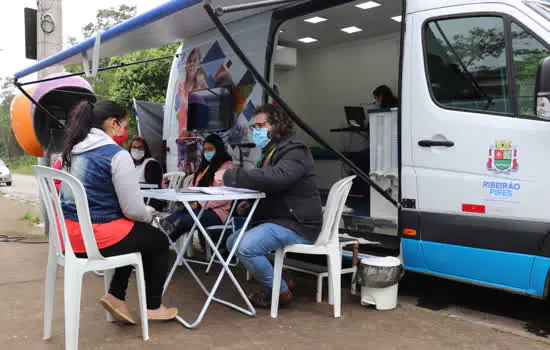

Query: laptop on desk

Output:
[344, 106, 366, 129]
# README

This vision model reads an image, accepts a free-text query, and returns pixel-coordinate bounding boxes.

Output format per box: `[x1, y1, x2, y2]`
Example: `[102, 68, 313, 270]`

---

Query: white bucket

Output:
[359, 256, 401, 310]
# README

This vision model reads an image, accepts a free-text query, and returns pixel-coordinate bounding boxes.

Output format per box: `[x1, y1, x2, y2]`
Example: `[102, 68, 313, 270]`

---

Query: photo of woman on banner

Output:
[177, 48, 208, 137]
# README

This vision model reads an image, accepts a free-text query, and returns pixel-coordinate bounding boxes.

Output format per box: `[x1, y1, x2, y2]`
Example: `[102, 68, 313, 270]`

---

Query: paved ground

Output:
[2, 176, 550, 348]
[0, 173, 40, 203]
[1, 237, 549, 350]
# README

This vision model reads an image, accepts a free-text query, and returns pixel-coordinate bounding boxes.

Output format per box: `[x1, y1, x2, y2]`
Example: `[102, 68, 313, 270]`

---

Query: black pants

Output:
[166, 208, 223, 248]
[76, 222, 169, 309]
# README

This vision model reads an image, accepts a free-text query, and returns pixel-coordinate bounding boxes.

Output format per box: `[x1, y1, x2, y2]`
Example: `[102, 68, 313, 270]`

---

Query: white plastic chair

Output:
[271, 175, 356, 318]
[34, 166, 149, 350]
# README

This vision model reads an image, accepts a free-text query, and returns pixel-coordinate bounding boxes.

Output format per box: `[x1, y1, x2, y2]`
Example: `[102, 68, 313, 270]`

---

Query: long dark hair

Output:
[128, 137, 152, 165]
[373, 85, 398, 108]
[62, 100, 127, 170]
[193, 134, 232, 187]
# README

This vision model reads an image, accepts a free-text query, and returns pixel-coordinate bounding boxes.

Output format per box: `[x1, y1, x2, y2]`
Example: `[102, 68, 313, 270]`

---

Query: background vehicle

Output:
[0, 159, 12, 186]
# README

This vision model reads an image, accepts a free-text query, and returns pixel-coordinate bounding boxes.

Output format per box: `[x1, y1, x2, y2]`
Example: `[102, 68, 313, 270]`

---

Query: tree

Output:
[0, 76, 23, 162]
[82, 5, 137, 39]
[64, 5, 179, 141]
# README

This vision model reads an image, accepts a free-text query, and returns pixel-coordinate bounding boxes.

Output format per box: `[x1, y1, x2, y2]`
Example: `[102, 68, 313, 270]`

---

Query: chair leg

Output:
[64, 266, 83, 350]
[351, 243, 359, 296]
[270, 249, 285, 318]
[103, 269, 114, 322]
[328, 249, 342, 318]
[43, 249, 57, 340]
[327, 258, 334, 306]
[134, 260, 150, 341]
[316, 275, 323, 303]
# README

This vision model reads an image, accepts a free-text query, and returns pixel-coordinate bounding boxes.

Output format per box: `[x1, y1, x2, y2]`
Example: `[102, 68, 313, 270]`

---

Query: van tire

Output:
[6, 182, 11, 187]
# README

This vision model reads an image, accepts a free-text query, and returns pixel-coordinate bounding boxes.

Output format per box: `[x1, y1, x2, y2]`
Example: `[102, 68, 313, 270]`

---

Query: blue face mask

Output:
[204, 151, 216, 162]
[252, 128, 271, 149]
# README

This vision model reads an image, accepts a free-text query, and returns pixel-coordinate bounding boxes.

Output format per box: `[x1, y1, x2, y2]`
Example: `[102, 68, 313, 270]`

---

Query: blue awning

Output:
[14, 0, 282, 80]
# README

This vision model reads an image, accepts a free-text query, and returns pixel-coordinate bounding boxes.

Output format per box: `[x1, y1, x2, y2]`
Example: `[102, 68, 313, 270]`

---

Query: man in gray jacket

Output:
[215, 104, 323, 308]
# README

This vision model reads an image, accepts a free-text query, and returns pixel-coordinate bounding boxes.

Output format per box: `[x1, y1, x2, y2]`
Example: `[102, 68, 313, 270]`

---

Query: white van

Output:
[162, 0, 550, 299]
[13, 0, 550, 299]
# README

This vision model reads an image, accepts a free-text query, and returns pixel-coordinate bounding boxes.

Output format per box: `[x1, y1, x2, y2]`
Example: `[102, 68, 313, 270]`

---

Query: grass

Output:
[20, 212, 41, 225]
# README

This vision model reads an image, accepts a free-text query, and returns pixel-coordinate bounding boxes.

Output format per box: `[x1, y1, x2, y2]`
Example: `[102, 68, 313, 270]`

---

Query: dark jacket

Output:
[223, 134, 323, 242]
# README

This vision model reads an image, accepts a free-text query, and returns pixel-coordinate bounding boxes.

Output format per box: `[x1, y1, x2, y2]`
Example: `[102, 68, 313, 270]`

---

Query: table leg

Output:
[206, 200, 238, 273]
[173, 199, 260, 328]
[162, 204, 208, 295]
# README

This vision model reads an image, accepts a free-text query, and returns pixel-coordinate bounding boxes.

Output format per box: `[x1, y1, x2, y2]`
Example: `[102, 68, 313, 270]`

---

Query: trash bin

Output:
[355, 256, 403, 310]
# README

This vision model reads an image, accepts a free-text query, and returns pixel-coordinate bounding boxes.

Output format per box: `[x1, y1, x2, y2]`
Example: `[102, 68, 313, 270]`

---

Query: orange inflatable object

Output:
[10, 88, 44, 157]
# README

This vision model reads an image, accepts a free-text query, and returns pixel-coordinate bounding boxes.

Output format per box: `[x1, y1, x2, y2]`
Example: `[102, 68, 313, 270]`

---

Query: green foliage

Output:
[6, 155, 38, 175]
[82, 5, 137, 40]
[20, 212, 41, 225]
[64, 4, 179, 142]
[107, 43, 179, 140]
[0, 76, 25, 163]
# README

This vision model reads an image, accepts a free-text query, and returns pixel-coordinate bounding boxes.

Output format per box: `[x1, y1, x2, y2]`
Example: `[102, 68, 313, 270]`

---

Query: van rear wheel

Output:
[6, 182, 11, 186]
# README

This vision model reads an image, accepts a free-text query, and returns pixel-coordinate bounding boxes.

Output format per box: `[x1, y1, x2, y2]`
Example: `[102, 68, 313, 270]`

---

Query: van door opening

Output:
[268, 0, 404, 259]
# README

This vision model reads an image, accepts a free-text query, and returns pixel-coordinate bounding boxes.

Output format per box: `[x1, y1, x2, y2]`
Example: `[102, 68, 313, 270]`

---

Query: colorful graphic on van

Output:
[487, 140, 518, 173]
[173, 40, 260, 172]
[174, 40, 257, 138]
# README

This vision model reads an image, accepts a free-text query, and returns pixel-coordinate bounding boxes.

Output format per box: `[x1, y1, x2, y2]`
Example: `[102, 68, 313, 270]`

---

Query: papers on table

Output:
[175, 186, 258, 195]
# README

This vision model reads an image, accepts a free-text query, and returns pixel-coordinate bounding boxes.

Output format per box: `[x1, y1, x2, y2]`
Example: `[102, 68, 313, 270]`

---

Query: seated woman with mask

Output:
[128, 137, 163, 187]
[60, 100, 177, 323]
[157, 134, 236, 249]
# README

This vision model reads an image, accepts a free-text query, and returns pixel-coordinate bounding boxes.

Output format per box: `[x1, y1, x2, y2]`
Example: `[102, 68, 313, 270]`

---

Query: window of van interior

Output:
[271, 0, 402, 256]
[425, 16, 511, 114]
[272, 0, 402, 196]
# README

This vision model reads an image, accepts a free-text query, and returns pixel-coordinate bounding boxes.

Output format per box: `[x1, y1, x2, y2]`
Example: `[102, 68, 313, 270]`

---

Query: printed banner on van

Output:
[487, 140, 518, 173]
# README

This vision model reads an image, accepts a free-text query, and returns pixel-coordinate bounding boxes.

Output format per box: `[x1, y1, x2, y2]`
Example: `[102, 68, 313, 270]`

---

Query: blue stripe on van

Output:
[409, 241, 548, 297]
[344, 239, 550, 297]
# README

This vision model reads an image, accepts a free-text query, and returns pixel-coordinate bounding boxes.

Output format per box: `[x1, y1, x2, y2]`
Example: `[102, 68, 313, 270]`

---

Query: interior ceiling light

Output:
[341, 26, 363, 34]
[356, 1, 381, 10]
[391, 15, 402, 22]
[298, 37, 318, 43]
[304, 16, 327, 24]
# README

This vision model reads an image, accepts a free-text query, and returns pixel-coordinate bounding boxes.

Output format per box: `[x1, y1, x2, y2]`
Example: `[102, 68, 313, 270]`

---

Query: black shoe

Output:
[156, 218, 177, 239]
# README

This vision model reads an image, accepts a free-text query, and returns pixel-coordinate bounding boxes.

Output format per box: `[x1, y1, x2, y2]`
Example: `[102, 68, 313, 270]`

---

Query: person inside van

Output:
[128, 137, 163, 187]
[157, 134, 236, 250]
[60, 100, 178, 324]
[214, 104, 323, 308]
[373, 85, 398, 109]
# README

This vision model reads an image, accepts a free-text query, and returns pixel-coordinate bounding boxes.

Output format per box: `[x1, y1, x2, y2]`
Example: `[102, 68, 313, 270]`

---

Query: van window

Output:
[425, 17, 512, 114]
[511, 22, 550, 116]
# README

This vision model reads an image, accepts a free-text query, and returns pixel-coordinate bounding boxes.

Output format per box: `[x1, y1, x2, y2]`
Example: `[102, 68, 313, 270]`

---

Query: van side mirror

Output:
[535, 56, 550, 120]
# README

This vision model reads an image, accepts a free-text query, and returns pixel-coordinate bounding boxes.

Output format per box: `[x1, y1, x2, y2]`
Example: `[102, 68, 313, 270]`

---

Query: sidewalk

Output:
[0, 198, 548, 350]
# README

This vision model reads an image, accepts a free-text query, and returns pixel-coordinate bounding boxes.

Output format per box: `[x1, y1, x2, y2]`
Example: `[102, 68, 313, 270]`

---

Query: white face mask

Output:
[131, 149, 145, 161]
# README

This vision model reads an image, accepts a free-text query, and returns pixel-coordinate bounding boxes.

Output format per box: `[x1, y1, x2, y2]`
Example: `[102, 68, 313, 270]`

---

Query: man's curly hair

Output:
[254, 104, 294, 142]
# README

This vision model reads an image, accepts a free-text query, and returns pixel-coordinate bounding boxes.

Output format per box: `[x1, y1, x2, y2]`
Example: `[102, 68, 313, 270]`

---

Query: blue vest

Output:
[61, 144, 124, 224]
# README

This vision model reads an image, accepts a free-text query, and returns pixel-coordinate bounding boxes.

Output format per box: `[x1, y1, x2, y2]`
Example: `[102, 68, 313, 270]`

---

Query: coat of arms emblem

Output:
[487, 140, 518, 172]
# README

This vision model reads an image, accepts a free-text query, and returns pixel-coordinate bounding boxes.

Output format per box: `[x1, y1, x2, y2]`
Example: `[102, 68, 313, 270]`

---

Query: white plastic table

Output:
[141, 188, 265, 328]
